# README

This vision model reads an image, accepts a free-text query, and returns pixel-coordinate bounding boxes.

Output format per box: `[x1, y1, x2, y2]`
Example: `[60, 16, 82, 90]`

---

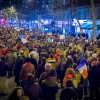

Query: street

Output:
[0, 77, 62, 100]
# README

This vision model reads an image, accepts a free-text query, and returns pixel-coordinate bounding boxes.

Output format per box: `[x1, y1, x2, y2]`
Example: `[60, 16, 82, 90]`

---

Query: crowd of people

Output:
[0, 27, 100, 100]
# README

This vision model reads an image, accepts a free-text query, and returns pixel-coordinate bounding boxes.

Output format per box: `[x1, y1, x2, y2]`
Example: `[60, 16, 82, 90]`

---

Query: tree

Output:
[71, 0, 83, 35]
[90, 0, 96, 40]
[3, 7, 18, 20]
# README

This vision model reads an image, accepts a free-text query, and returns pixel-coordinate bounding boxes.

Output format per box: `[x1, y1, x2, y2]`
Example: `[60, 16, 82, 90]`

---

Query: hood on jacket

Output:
[25, 62, 32, 68]
[43, 77, 57, 87]
[65, 74, 73, 79]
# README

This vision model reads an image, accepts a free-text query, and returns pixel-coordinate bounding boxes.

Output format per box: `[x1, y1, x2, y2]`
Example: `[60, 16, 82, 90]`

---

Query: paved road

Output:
[0, 77, 62, 100]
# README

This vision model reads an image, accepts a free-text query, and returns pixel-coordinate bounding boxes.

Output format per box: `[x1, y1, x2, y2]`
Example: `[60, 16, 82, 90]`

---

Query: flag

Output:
[77, 59, 88, 79]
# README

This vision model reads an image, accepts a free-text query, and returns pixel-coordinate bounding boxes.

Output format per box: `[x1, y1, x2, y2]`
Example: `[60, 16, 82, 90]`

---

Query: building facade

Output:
[53, 0, 100, 36]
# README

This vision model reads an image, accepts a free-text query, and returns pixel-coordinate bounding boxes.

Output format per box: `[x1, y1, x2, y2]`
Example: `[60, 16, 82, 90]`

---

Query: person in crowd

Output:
[24, 74, 43, 100]
[20, 44, 29, 59]
[60, 80, 78, 100]
[62, 68, 78, 89]
[77, 52, 85, 65]
[61, 56, 74, 87]
[20, 96, 30, 100]
[20, 58, 35, 89]
[2, 26, 100, 100]
[40, 49, 48, 59]
[0, 45, 4, 58]
[8, 86, 24, 100]
[41, 69, 58, 100]
[56, 54, 66, 80]
[36, 57, 46, 79]
[29, 48, 39, 63]
[16, 50, 26, 64]
[54, 49, 62, 62]
[88, 61, 100, 100]
[73, 63, 88, 100]
[14, 58, 24, 86]
[46, 53, 57, 69]
[29, 53, 37, 71]
[6, 50, 15, 78]
[0, 55, 8, 96]
[69, 51, 77, 64]
[39, 63, 52, 86]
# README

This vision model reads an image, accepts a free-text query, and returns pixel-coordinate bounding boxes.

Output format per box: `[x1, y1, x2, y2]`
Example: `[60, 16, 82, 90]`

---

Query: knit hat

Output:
[45, 63, 52, 71]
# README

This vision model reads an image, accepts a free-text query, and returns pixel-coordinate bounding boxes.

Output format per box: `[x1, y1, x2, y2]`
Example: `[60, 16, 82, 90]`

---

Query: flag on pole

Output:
[77, 59, 88, 79]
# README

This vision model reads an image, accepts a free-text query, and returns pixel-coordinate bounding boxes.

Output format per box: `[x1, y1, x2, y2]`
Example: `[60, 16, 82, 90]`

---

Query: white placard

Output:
[60, 35, 65, 40]
[21, 38, 27, 44]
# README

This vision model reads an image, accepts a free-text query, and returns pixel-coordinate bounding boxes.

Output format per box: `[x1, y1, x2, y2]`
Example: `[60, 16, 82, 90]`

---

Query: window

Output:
[63, 0, 66, 5]
[73, 14, 75, 19]
[63, 12, 65, 19]
[98, 8, 100, 18]
[67, 12, 70, 20]
[83, 11, 87, 19]
[78, 11, 81, 19]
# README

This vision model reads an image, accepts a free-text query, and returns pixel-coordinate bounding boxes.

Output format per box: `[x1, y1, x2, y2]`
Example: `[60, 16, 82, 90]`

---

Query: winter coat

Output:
[20, 62, 35, 81]
[36, 64, 45, 79]
[30, 58, 38, 71]
[60, 87, 78, 100]
[56, 63, 64, 79]
[29, 51, 39, 62]
[41, 77, 58, 100]
[39, 71, 49, 86]
[62, 74, 78, 88]
[24, 83, 43, 100]
[0, 48, 4, 58]
[6, 52, 15, 68]
[62, 63, 74, 80]
[88, 66, 100, 86]
[46, 58, 57, 69]
[14, 61, 23, 83]
[0, 61, 8, 76]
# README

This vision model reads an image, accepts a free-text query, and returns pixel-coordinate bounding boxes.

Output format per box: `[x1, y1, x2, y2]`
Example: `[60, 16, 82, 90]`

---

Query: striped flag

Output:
[78, 59, 88, 79]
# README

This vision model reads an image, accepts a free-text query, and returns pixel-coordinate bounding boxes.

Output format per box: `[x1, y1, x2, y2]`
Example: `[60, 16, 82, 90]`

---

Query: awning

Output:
[82, 24, 100, 29]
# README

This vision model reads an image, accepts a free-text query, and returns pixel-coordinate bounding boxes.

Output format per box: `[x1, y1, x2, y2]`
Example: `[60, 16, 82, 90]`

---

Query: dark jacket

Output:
[62, 62, 73, 80]
[88, 66, 100, 86]
[24, 83, 43, 100]
[30, 58, 38, 71]
[8, 95, 20, 100]
[56, 63, 63, 79]
[39, 71, 50, 86]
[6, 52, 15, 68]
[0, 61, 8, 76]
[41, 77, 58, 100]
[14, 60, 23, 83]
[60, 87, 78, 100]
[36, 64, 45, 79]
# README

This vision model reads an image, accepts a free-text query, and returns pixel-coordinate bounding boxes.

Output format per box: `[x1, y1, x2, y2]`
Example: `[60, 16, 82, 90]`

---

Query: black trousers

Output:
[90, 85, 100, 100]
[8, 67, 13, 78]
